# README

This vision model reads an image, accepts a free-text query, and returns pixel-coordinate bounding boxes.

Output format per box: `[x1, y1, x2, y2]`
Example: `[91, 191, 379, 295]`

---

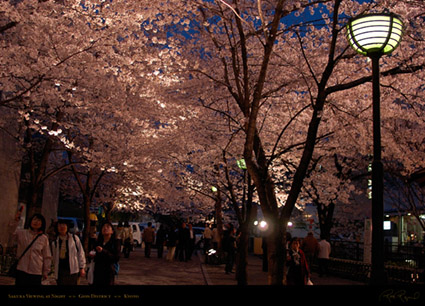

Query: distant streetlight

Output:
[255, 220, 269, 232]
[259, 220, 268, 230]
[346, 12, 404, 285]
[237, 158, 247, 170]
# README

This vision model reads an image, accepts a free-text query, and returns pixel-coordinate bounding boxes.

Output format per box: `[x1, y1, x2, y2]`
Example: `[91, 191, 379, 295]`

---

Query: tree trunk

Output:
[214, 189, 223, 253]
[236, 227, 249, 285]
[24, 112, 62, 225]
[264, 214, 285, 285]
[244, 130, 284, 284]
[25, 186, 41, 226]
[82, 194, 91, 253]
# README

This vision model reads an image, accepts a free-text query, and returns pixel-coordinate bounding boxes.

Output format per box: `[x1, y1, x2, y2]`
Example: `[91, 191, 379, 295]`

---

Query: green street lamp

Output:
[346, 12, 404, 285]
[237, 158, 247, 170]
[346, 13, 403, 56]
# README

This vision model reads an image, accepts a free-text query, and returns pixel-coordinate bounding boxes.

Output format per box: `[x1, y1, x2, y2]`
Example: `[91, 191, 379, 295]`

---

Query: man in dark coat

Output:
[176, 222, 190, 262]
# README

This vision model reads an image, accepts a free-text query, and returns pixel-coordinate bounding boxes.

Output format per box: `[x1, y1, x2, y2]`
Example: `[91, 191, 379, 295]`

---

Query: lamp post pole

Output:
[346, 12, 404, 285]
[370, 53, 385, 285]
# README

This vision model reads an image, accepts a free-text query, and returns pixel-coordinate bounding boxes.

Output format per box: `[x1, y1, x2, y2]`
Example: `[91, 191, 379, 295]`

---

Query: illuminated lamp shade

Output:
[346, 13, 404, 56]
[236, 158, 247, 170]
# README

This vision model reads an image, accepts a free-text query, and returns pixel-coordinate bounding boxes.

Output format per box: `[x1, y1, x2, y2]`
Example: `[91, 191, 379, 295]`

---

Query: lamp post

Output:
[346, 12, 404, 285]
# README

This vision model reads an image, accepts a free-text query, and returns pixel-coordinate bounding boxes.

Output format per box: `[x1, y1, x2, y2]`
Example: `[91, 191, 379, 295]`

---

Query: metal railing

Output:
[326, 240, 424, 284]
[330, 240, 425, 268]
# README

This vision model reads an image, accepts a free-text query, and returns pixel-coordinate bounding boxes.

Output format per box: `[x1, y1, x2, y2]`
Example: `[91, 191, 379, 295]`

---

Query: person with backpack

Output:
[51, 219, 86, 285]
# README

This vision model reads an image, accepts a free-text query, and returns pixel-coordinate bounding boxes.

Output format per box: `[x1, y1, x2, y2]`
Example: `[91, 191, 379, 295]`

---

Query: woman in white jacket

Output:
[8, 211, 52, 285]
[52, 220, 86, 285]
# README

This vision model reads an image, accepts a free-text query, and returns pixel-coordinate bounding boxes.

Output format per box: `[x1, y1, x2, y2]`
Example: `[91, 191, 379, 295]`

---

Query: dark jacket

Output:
[286, 248, 310, 285]
[177, 227, 190, 246]
[166, 229, 178, 247]
[156, 227, 167, 246]
[93, 238, 120, 286]
[222, 229, 236, 252]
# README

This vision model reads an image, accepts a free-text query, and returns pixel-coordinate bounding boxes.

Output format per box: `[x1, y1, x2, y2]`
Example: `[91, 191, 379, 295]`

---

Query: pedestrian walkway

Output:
[0, 247, 365, 286]
[3, 248, 424, 306]
[200, 251, 365, 285]
[115, 247, 206, 285]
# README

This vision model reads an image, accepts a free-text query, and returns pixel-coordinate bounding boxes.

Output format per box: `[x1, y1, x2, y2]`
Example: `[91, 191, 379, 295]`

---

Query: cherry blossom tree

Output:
[1, 0, 195, 250]
[167, 0, 425, 284]
[2, 0, 425, 286]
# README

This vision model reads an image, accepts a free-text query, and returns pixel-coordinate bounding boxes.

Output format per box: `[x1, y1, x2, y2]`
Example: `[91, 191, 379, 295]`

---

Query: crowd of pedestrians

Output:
[128, 221, 332, 284]
[115, 221, 205, 264]
[5, 209, 332, 287]
[6, 211, 120, 286]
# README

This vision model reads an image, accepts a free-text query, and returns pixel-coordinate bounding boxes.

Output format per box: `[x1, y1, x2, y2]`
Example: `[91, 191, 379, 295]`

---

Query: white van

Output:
[112, 222, 142, 247]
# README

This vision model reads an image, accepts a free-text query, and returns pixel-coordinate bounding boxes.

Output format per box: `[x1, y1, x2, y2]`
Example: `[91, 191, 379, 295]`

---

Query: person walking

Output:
[88, 213, 98, 252]
[301, 232, 319, 271]
[211, 224, 220, 250]
[286, 237, 310, 285]
[142, 222, 155, 258]
[317, 235, 331, 277]
[187, 224, 196, 260]
[122, 221, 133, 258]
[176, 222, 190, 262]
[90, 222, 120, 286]
[165, 225, 177, 261]
[203, 224, 212, 263]
[222, 223, 236, 274]
[8, 211, 52, 286]
[203, 224, 212, 252]
[155, 225, 167, 258]
[115, 221, 124, 252]
[52, 219, 86, 285]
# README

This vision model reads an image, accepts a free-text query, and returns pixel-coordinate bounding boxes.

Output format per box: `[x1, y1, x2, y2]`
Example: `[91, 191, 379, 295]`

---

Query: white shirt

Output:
[203, 227, 213, 239]
[9, 220, 52, 276]
[318, 239, 331, 259]
[52, 233, 86, 279]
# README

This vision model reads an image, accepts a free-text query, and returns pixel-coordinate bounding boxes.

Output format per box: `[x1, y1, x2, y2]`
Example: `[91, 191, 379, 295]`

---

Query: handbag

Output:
[7, 260, 19, 278]
[87, 260, 94, 285]
[7, 234, 42, 278]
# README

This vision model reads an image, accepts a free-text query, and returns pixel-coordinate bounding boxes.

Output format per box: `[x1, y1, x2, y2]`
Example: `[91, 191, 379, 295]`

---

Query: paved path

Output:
[0, 247, 365, 286]
[200, 250, 365, 286]
[5, 248, 425, 305]
[115, 247, 207, 285]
